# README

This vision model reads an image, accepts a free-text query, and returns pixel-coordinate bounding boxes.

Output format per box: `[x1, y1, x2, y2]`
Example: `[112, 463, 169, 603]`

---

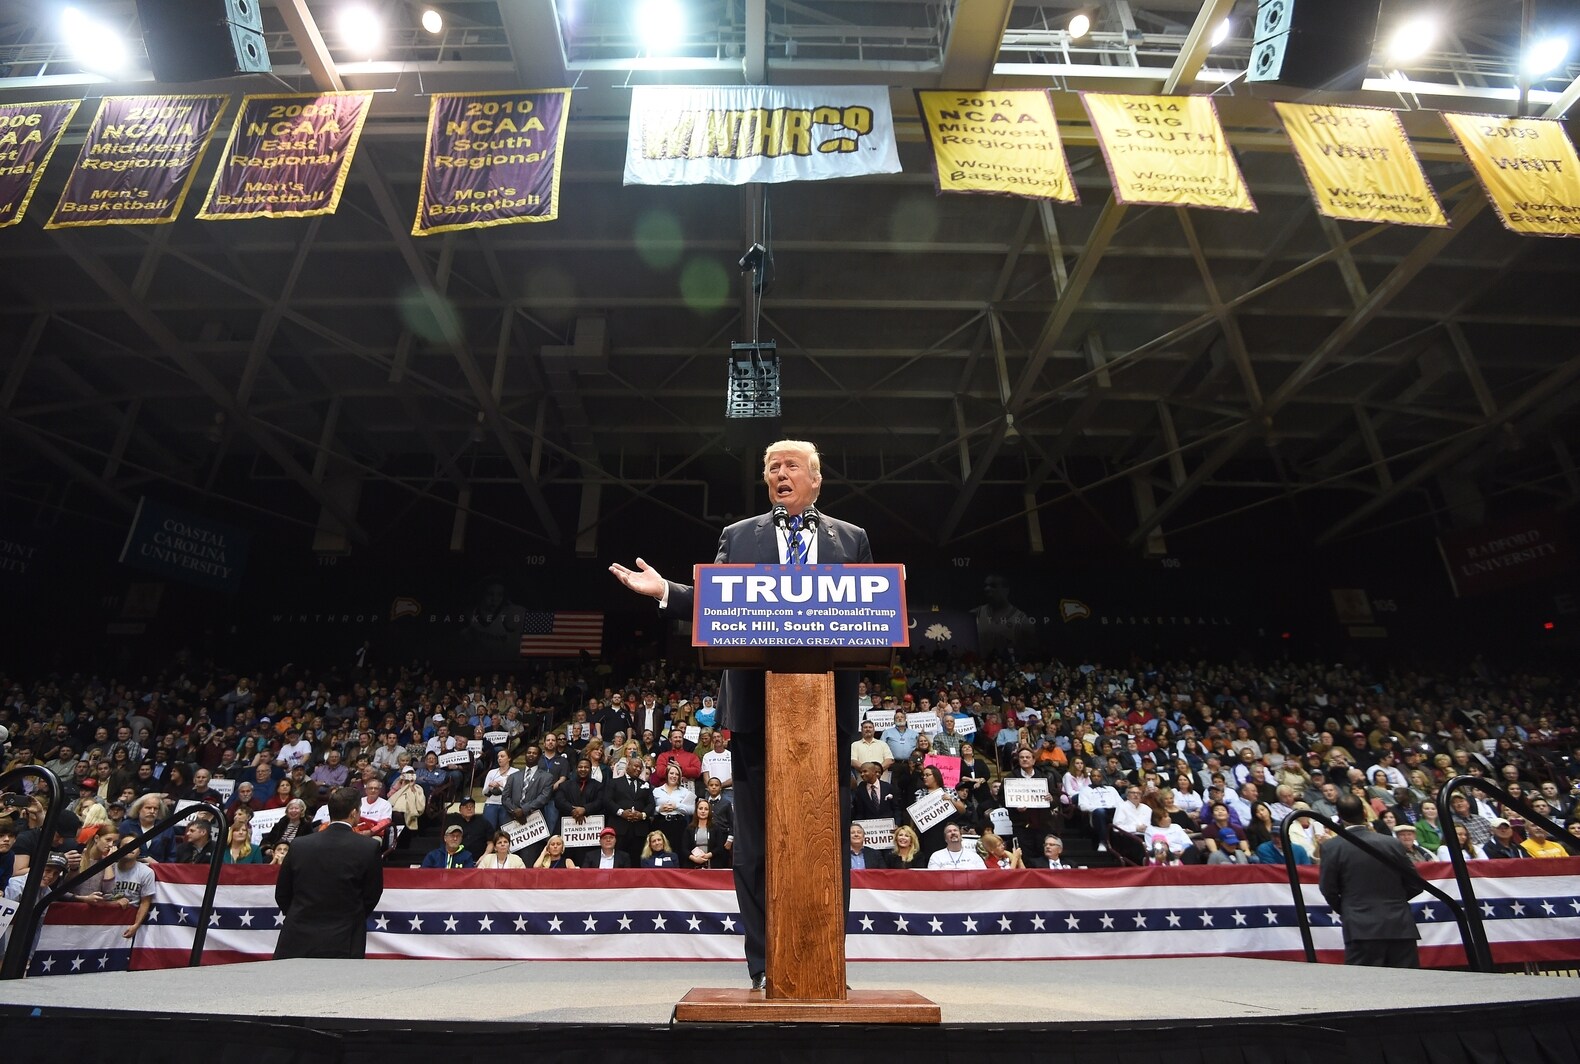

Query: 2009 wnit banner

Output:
[624, 85, 901, 186]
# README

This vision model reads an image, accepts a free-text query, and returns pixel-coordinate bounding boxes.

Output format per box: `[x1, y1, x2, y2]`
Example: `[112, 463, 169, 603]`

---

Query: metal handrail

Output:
[1435, 773, 1580, 972]
[1276, 807, 1478, 968]
[0, 766, 64, 979]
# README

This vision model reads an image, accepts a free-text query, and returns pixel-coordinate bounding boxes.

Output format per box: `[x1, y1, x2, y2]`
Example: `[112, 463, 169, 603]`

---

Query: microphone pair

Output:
[772, 504, 820, 529]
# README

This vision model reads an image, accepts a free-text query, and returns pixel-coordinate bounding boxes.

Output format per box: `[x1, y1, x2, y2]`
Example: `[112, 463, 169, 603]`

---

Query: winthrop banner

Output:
[45, 95, 226, 228]
[198, 92, 373, 219]
[0, 99, 79, 228]
[118, 497, 252, 593]
[1275, 103, 1447, 227]
[624, 85, 901, 186]
[1442, 112, 1580, 237]
[412, 89, 571, 235]
[1082, 93, 1254, 213]
[1437, 511, 1574, 598]
[915, 89, 1076, 202]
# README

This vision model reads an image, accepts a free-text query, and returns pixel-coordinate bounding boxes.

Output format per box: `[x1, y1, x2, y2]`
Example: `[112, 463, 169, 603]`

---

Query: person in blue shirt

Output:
[420, 825, 475, 869]
[1253, 832, 1311, 866]
[881, 709, 918, 763]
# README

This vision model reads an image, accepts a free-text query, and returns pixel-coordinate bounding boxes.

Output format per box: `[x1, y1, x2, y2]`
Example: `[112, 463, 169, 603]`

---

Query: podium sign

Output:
[692, 563, 908, 648]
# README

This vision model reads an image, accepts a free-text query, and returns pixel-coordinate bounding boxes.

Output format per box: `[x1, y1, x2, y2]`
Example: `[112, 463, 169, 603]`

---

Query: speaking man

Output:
[611, 439, 871, 992]
[274, 787, 384, 959]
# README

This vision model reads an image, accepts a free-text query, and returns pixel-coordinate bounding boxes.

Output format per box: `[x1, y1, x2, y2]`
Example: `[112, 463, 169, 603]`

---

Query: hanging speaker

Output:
[137, 0, 272, 82]
[1247, 0, 1380, 91]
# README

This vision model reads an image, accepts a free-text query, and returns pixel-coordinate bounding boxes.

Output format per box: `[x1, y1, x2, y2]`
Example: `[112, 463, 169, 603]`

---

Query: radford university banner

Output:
[1441, 112, 1580, 237]
[624, 85, 901, 186]
[915, 89, 1077, 202]
[1082, 93, 1255, 213]
[1437, 511, 1574, 597]
[0, 100, 79, 227]
[45, 95, 226, 228]
[198, 92, 373, 219]
[412, 89, 571, 235]
[1275, 103, 1447, 227]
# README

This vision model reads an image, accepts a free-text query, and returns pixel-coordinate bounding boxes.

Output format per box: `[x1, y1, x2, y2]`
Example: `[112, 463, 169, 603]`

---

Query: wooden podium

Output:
[676, 565, 939, 1024]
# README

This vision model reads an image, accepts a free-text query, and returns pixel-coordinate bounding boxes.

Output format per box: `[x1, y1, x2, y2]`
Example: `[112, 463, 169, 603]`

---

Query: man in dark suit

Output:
[502, 742, 554, 864]
[555, 755, 606, 866]
[607, 756, 655, 865]
[611, 439, 871, 990]
[1319, 794, 1422, 967]
[851, 761, 898, 821]
[274, 786, 383, 959]
[585, 826, 634, 869]
[846, 823, 886, 871]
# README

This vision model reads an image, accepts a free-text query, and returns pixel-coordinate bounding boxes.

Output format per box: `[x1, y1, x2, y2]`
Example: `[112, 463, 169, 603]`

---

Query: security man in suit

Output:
[611, 439, 871, 991]
[274, 787, 383, 959]
[1319, 793, 1422, 967]
[502, 742, 555, 864]
[607, 754, 656, 865]
[851, 761, 898, 821]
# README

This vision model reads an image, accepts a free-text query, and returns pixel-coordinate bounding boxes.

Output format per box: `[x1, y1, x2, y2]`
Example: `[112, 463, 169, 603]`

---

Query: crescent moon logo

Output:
[908, 616, 918, 629]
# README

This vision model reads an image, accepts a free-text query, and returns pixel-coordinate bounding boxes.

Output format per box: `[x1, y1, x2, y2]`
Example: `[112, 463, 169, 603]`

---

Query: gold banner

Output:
[1442, 113, 1580, 237]
[915, 90, 1076, 202]
[1275, 103, 1447, 227]
[1081, 93, 1254, 212]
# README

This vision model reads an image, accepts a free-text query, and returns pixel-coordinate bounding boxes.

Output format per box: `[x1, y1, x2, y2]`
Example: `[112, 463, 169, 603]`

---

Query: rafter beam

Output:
[939, 0, 1014, 87]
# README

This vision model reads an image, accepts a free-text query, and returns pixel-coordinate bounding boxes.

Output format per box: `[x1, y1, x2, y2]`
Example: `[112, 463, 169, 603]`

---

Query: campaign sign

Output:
[484, 731, 510, 746]
[208, 778, 236, 801]
[250, 808, 285, 845]
[907, 790, 954, 833]
[692, 563, 908, 648]
[505, 811, 548, 851]
[439, 750, 471, 768]
[1004, 777, 1051, 808]
[856, 817, 896, 850]
[561, 814, 606, 849]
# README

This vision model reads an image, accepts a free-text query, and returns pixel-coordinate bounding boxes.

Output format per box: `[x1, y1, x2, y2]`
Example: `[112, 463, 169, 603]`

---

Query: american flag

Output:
[519, 611, 603, 658]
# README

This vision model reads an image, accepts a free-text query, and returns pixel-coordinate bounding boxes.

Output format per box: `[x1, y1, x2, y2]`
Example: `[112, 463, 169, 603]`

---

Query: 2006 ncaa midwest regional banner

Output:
[1082, 93, 1254, 213]
[624, 85, 900, 186]
[412, 89, 571, 235]
[1275, 103, 1447, 227]
[915, 89, 1076, 202]
[0, 100, 79, 228]
[198, 92, 373, 220]
[1441, 113, 1580, 237]
[45, 95, 226, 228]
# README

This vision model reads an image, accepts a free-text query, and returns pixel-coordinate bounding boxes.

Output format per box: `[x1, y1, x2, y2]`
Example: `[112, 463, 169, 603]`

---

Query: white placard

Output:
[173, 799, 205, 827]
[856, 817, 895, 850]
[908, 711, 941, 735]
[864, 709, 894, 730]
[1004, 777, 1052, 808]
[485, 731, 509, 746]
[561, 814, 607, 849]
[684, 726, 701, 745]
[505, 811, 548, 852]
[678, 777, 696, 794]
[0, 896, 17, 938]
[954, 714, 977, 738]
[989, 808, 1014, 837]
[466, 739, 483, 754]
[439, 750, 471, 768]
[907, 789, 954, 833]
[250, 807, 285, 845]
[208, 777, 236, 800]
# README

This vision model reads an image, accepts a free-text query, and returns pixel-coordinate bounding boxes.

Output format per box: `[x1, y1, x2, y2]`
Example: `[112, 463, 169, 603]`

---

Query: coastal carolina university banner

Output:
[28, 860, 1580, 974]
[1082, 93, 1255, 213]
[45, 95, 226, 228]
[413, 89, 571, 235]
[624, 85, 901, 186]
[1441, 112, 1580, 237]
[0, 100, 79, 227]
[198, 92, 373, 219]
[118, 496, 252, 593]
[1275, 103, 1447, 227]
[915, 89, 1077, 202]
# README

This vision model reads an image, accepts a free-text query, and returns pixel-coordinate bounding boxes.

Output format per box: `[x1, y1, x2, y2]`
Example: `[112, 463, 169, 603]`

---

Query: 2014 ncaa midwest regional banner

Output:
[412, 89, 571, 235]
[624, 85, 901, 186]
[198, 92, 373, 220]
[45, 95, 226, 228]
[1275, 103, 1447, 227]
[915, 89, 1077, 202]
[1441, 112, 1580, 237]
[1081, 93, 1254, 212]
[0, 100, 79, 227]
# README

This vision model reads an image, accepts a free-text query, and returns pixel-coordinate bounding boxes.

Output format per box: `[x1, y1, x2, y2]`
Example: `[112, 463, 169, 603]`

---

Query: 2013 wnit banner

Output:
[624, 85, 901, 186]
[0, 100, 79, 228]
[198, 92, 373, 220]
[1275, 103, 1447, 228]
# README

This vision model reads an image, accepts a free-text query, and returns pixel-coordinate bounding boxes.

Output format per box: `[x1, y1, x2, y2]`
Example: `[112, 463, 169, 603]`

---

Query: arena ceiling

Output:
[1, 0, 1578, 560]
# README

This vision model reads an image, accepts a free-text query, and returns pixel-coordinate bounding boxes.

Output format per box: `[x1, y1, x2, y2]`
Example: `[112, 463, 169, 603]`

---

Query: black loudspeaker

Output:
[137, 0, 272, 82]
[1247, 0, 1380, 91]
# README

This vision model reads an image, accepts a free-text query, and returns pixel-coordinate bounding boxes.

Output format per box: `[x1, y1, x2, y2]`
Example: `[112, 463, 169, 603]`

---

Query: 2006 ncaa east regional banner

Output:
[0, 100, 79, 228]
[1275, 103, 1447, 227]
[412, 89, 571, 235]
[198, 92, 373, 220]
[1441, 112, 1580, 237]
[1081, 93, 1255, 213]
[916, 89, 1077, 202]
[624, 85, 901, 186]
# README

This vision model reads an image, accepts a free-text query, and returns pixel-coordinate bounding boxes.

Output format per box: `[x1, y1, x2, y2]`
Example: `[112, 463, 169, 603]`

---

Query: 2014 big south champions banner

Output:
[1441, 112, 1580, 237]
[1082, 92, 1255, 213]
[412, 89, 571, 235]
[0, 100, 79, 228]
[1275, 103, 1448, 228]
[624, 85, 901, 186]
[198, 92, 374, 220]
[915, 89, 1077, 202]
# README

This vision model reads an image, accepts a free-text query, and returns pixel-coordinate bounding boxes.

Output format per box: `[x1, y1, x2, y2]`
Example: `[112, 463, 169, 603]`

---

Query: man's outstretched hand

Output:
[609, 557, 666, 599]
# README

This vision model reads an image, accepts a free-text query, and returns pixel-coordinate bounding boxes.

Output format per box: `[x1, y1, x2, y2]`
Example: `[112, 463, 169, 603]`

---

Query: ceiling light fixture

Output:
[339, 4, 383, 58]
[62, 6, 129, 74]
[421, 9, 443, 35]
[635, 0, 685, 54]
[1069, 13, 1092, 40]
[1525, 36, 1570, 77]
[1384, 13, 1438, 65]
[1211, 19, 1231, 47]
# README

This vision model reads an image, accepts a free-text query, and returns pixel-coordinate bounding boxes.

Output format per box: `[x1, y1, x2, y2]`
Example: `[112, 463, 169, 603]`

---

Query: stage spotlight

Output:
[62, 6, 129, 74]
[421, 8, 443, 35]
[1525, 36, 1570, 77]
[1069, 13, 1091, 39]
[1211, 19, 1231, 47]
[635, 0, 684, 54]
[1385, 13, 1437, 64]
[339, 4, 382, 58]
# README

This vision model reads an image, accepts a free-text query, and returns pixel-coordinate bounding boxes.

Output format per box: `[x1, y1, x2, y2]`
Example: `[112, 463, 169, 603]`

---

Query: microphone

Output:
[801, 506, 821, 529]
[772, 504, 790, 529]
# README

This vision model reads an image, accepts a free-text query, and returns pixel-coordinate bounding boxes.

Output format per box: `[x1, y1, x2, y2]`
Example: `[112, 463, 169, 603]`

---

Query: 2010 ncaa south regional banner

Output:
[0, 100, 79, 228]
[412, 89, 571, 235]
[198, 92, 373, 220]
[1274, 103, 1447, 227]
[915, 89, 1077, 202]
[45, 95, 226, 228]
[624, 85, 901, 186]
[1441, 112, 1580, 237]
[1081, 93, 1255, 212]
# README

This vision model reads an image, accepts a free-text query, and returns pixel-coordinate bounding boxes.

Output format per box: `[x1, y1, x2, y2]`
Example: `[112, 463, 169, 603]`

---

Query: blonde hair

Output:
[892, 825, 920, 862]
[534, 835, 569, 869]
[762, 440, 821, 479]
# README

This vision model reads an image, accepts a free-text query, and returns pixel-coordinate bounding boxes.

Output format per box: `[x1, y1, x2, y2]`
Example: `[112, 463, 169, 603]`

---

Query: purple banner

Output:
[412, 89, 571, 235]
[0, 100, 80, 228]
[45, 95, 226, 228]
[198, 92, 373, 220]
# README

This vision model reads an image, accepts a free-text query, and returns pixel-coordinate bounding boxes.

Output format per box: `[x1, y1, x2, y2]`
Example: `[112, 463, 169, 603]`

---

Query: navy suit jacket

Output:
[662, 510, 873, 734]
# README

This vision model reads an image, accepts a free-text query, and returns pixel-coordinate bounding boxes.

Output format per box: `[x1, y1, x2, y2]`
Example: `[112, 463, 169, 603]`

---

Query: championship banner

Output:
[1274, 103, 1447, 227]
[412, 89, 571, 235]
[1081, 93, 1255, 213]
[915, 89, 1077, 202]
[624, 85, 901, 186]
[45, 95, 226, 228]
[1441, 112, 1580, 237]
[0, 100, 79, 228]
[197, 91, 373, 220]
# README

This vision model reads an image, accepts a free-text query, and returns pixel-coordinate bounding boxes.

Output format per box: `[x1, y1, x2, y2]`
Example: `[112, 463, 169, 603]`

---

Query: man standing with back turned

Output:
[274, 786, 384, 959]
[610, 439, 871, 992]
[1319, 794, 1421, 968]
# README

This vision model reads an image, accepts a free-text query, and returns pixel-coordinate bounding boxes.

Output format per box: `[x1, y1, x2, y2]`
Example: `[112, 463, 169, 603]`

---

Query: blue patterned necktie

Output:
[786, 515, 807, 565]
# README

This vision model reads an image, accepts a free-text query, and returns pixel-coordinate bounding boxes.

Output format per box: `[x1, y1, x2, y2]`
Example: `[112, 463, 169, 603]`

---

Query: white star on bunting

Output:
[97, 954, 109, 969]
[39, 958, 54, 973]
[1263, 910, 1278, 925]
[997, 915, 1012, 931]
[1199, 912, 1214, 927]
[583, 915, 599, 931]
[1421, 906, 1437, 921]
[928, 917, 944, 933]
[1511, 901, 1526, 916]
[443, 915, 459, 932]
[1030, 914, 1045, 930]
[894, 915, 909, 932]
[1099, 913, 1115, 929]
[375, 915, 390, 930]
[1231, 910, 1247, 926]
[1166, 912, 1181, 928]
[1132, 913, 1147, 929]
[687, 915, 701, 931]
[514, 916, 530, 931]
[238, 911, 253, 927]
[962, 916, 978, 932]
[1481, 902, 1496, 918]
[409, 915, 424, 931]
[722, 916, 736, 932]
[477, 915, 493, 931]
[618, 914, 633, 930]
[1542, 901, 1557, 916]
[859, 915, 874, 931]
[274, 912, 286, 927]
[652, 914, 666, 930]
[1065, 914, 1081, 930]
[209, 912, 221, 927]
[547, 916, 563, 932]
[70, 956, 84, 971]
